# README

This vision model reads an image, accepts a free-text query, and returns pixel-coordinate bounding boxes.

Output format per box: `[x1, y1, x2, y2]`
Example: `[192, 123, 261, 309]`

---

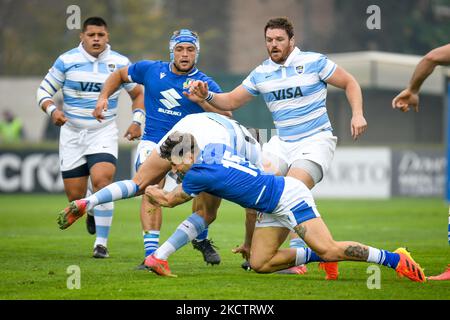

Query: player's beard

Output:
[268, 46, 292, 64]
[173, 61, 195, 74]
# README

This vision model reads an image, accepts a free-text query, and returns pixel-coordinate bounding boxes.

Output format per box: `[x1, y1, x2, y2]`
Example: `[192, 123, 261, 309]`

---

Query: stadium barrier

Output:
[0, 146, 445, 197]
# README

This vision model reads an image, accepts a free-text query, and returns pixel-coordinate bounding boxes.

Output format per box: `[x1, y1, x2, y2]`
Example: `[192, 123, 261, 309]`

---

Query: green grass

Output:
[0, 195, 449, 300]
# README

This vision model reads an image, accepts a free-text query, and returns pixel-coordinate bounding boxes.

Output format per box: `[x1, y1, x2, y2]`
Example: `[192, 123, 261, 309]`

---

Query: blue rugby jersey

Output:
[46, 43, 136, 129]
[128, 61, 222, 143]
[242, 47, 337, 142]
[182, 143, 284, 213]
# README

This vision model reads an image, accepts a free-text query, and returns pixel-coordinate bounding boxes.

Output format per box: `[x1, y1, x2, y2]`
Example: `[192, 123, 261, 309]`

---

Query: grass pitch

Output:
[0, 195, 449, 300]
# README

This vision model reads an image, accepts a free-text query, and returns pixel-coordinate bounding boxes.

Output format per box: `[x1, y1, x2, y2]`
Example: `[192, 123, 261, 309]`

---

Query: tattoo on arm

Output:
[294, 225, 307, 240]
[344, 245, 369, 260]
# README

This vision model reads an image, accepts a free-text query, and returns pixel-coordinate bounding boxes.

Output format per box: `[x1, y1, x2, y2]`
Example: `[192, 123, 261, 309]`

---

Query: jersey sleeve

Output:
[48, 56, 66, 84]
[241, 70, 260, 96]
[181, 166, 215, 197]
[127, 60, 155, 85]
[316, 54, 337, 81]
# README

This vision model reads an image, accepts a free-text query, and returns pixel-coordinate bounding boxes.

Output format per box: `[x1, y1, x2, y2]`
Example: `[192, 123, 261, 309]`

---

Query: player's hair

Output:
[82, 17, 108, 32]
[160, 132, 198, 161]
[264, 17, 294, 39]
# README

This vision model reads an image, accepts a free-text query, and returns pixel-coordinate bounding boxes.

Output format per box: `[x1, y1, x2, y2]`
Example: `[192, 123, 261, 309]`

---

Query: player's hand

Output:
[93, 97, 108, 122]
[124, 122, 141, 141]
[183, 80, 209, 103]
[232, 243, 251, 261]
[145, 185, 164, 206]
[392, 88, 419, 113]
[350, 114, 367, 140]
[51, 109, 67, 126]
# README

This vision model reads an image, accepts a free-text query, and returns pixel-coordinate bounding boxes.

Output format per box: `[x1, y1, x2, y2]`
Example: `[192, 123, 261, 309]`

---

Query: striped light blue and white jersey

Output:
[43, 43, 136, 129]
[242, 47, 336, 142]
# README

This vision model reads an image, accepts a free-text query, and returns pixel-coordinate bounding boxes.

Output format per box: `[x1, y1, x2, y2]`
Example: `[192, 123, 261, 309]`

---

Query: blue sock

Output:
[295, 247, 324, 265]
[143, 231, 160, 258]
[289, 238, 306, 248]
[367, 247, 400, 269]
[84, 180, 138, 210]
[155, 213, 206, 260]
[195, 227, 209, 241]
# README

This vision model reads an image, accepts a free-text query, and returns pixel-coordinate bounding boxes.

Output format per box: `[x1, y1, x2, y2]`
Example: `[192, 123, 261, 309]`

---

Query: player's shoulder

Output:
[296, 50, 327, 63]
[193, 68, 212, 80]
[108, 49, 132, 65]
[56, 47, 83, 62]
[193, 69, 220, 87]
[132, 59, 166, 69]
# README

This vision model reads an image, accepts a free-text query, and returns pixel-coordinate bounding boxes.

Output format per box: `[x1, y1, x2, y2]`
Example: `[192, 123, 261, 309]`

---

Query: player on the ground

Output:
[37, 17, 144, 258]
[92, 29, 237, 268]
[56, 113, 262, 263]
[392, 43, 450, 281]
[143, 132, 425, 283]
[186, 17, 367, 278]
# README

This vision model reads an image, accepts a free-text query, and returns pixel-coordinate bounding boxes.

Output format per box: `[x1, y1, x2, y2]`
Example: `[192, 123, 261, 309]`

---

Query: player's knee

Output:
[195, 210, 216, 225]
[92, 177, 113, 190]
[249, 257, 271, 273]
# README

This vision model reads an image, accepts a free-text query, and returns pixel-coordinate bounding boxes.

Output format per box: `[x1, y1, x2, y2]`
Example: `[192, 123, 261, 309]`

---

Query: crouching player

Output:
[143, 132, 426, 283]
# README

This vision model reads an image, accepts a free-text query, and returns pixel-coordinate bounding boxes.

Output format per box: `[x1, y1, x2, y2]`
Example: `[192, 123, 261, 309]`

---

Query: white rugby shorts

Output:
[255, 177, 321, 231]
[262, 130, 337, 175]
[59, 121, 118, 172]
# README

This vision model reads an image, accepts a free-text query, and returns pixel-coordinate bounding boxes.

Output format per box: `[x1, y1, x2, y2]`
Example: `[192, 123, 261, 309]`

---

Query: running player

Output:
[37, 17, 144, 258]
[392, 43, 450, 281]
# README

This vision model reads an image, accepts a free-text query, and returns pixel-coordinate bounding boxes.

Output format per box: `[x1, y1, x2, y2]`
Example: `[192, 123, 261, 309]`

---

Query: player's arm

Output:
[36, 64, 67, 126]
[197, 100, 233, 118]
[408, 44, 450, 93]
[326, 66, 367, 140]
[186, 82, 253, 111]
[232, 208, 257, 261]
[124, 85, 145, 140]
[93, 66, 130, 121]
[145, 185, 193, 208]
[392, 44, 450, 113]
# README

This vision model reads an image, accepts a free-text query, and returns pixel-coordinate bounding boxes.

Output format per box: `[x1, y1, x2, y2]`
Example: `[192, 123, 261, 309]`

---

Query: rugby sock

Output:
[94, 202, 114, 248]
[195, 227, 209, 242]
[367, 247, 400, 269]
[154, 213, 206, 260]
[289, 238, 306, 249]
[84, 180, 138, 210]
[295, 247, 324, 265]
[143, 230, 160, 258]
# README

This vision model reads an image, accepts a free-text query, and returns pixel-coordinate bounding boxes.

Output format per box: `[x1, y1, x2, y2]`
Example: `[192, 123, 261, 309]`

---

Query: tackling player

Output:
[37, 17, 144, 258]
[56, 113, 261, 266]
[143, 131, 425, 285]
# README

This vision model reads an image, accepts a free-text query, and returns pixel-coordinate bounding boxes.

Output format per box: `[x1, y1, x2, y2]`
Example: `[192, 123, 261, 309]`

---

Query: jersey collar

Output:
[268, 46, 300, 68]
[78, 42, 111, 62]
